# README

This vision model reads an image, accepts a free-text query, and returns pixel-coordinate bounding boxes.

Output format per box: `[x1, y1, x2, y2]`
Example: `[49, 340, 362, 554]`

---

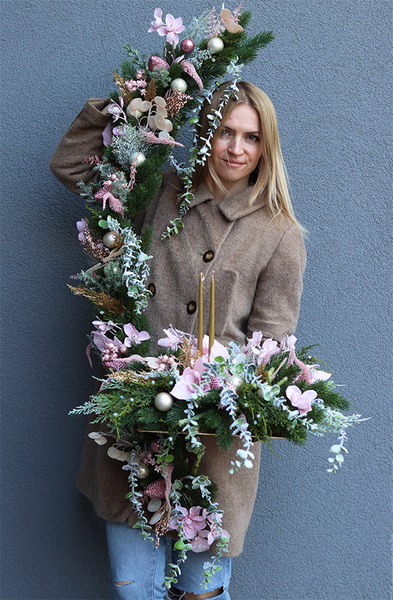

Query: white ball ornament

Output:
[228, 375, 243, 389]
[129, 152, 146, 167]
[207, 37, 224, 53]
[170, 78, 188, 93]
[136, 463, 150, 479]
[103, 231, 118, 249]
[154, 392, 174, 412]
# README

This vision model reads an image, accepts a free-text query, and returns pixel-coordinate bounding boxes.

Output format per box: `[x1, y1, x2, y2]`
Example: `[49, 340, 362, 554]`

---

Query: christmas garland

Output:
[66, 6, 366, 590]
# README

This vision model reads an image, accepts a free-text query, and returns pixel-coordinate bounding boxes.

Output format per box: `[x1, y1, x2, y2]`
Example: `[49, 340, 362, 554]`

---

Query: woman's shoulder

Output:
[160, 168, 183, 195]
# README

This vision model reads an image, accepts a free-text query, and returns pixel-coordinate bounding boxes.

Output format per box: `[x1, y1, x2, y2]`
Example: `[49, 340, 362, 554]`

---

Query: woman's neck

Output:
[206, 174, 249, 200]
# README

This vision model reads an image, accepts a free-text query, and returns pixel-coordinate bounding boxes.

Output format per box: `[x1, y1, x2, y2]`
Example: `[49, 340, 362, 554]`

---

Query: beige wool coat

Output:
[50, 99, 307, 557]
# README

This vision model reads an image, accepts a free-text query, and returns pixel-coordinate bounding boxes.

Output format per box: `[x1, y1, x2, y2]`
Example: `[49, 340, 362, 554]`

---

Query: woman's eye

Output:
[220, 129, 231, 137]
[248, 135, 259, 142]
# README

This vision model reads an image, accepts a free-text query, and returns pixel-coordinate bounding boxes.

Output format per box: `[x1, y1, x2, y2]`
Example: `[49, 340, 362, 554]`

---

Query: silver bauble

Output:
[207, 37, 224, 53]
[228, 375, 243, 389]
[136, 463, 150, 479]
[170, 78, 188, 93]
[257, 387, 265, 399]
[103, 231, 118, 249]
[154, 392, 174, 412]
[129, 151, 146, 167]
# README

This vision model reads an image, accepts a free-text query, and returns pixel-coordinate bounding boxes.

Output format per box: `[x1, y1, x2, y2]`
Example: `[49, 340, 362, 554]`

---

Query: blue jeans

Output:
[106, 521, 232, 599]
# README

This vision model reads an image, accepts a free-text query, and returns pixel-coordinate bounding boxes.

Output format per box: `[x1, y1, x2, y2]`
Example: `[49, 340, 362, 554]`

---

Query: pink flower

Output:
[148, 8, 164, 33]
[92, 318, 118, 334]
[76, 218, 87, 241]
[191, 335, 229, 361]
[308, 368, 331, 383]
[148, 9, 184, 46]
[206, 512, 230, 546]
[256, 338, 280, 364]
[171, 356, 215, 400]
[286, 385, 317, 415]
[280, 334, 297, 364]
[171, 358, 205, 400]
[157, 327, 184, 351]
[243, 331, 263, 353]
[171, 506, 207, 540]
[190, 534, 210, 553]
[92, 331, 123, 354]
[123, 323, 150, 347]
[163, 14, 185, 45]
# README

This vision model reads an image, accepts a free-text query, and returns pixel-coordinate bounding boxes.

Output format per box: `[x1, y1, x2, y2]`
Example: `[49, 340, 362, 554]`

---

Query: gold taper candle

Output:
[208, 274, 215, 357]
[197, 273, 204, 355]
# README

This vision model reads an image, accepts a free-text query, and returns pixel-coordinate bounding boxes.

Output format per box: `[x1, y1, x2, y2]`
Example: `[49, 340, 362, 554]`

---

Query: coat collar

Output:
[190, 181, 268, 222]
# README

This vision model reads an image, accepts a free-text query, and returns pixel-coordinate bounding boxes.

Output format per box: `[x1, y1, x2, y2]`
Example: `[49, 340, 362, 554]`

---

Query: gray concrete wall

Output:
[1, 1, 391, 598]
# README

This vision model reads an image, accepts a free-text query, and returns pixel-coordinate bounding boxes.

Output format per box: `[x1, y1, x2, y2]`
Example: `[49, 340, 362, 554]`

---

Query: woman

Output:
[51, 81, 306, 600]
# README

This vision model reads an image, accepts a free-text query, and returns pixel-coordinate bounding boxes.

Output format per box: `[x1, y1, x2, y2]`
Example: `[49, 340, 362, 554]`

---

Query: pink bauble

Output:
[180, 38, 195, 53]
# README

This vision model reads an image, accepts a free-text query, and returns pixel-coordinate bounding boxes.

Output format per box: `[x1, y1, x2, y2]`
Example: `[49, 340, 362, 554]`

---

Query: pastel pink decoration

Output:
[181, 60, 203, 94]
[144, 479, 166, 499]
[286, 385, 317, 415]
[148, 55, 170, 71]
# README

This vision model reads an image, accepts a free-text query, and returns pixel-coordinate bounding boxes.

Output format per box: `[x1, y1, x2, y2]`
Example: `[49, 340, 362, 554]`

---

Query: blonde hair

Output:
[192, 81, 305, 231]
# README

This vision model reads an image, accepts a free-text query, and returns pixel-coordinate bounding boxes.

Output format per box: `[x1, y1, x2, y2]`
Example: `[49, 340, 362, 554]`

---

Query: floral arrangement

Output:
[66, 6, 366, 590]
[71, 323, 365, 587]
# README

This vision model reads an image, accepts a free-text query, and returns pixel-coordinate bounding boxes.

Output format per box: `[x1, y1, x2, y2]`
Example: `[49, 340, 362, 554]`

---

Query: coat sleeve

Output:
[49, 98, 111, 194]
[246, 225, 307, 341]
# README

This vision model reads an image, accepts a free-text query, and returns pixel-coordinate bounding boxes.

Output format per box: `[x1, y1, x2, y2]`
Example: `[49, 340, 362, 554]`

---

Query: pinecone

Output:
[144, 479, 166, 499]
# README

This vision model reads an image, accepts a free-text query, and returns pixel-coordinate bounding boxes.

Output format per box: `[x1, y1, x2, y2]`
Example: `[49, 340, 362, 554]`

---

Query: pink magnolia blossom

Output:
[308, 368, 331, 383]
[148, 9, 185, 46]
[107, 101, 125, 122]
[92, 331, 123, 354]
[157, 327, 184, 351]
[286, 385, 317, 415]
[280, 334, 297, 364]
[191, 335, 229, 361]
[243, 331, 263, 353]
[123, 323, 150, 347]
[256, 338, 280, 364]
[171, 358, 207, 400]
[206, 512, 229, 546]
[92, 318, 118, 334]
[148, 8, 164, 33]
[163, 14, 185, 45]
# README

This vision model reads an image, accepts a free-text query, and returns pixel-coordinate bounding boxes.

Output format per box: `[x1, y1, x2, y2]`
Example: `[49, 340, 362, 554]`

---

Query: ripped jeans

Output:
[106, 521, 232, 600]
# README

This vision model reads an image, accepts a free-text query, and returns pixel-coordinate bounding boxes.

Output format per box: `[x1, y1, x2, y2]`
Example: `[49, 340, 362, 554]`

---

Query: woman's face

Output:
[208, 103, 262, 196]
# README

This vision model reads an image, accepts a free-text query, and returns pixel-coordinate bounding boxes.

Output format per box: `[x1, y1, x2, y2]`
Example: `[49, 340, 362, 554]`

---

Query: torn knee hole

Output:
[114, 580, 133, 587]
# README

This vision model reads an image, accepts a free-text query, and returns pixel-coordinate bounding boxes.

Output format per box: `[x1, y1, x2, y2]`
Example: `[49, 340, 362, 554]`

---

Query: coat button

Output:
[203, 250, 214, 263]
[187, 301, 197, 314]
[147, 283, 156, 296]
